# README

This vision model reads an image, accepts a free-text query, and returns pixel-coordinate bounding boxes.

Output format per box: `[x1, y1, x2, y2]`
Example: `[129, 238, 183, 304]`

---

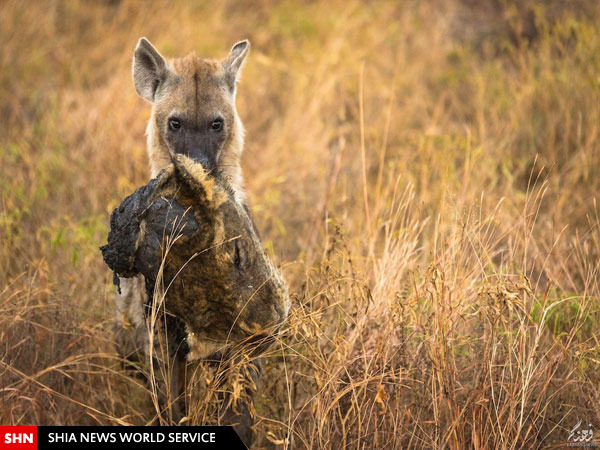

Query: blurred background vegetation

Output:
[0, 0, 598, 448]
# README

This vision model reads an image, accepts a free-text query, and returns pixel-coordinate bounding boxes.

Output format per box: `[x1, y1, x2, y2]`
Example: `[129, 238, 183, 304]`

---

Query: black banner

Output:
[35, 427, 245, 450]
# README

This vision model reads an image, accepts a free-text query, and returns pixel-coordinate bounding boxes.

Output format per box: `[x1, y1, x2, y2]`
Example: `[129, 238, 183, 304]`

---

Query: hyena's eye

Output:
[211, 118, 223, 131]
[168, 117, 182, 131]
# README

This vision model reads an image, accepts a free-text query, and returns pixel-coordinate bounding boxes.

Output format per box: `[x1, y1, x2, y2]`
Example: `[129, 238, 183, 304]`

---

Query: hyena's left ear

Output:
[223, 40, 250, 91]
[133, 37, 169, 103]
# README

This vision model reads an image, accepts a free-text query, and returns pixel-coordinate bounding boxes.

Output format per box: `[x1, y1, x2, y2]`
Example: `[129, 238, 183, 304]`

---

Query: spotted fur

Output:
[109, 39, 281, 445]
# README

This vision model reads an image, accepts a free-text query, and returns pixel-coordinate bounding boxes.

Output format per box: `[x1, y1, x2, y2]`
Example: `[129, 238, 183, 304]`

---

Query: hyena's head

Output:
[132, 38, 249, 197]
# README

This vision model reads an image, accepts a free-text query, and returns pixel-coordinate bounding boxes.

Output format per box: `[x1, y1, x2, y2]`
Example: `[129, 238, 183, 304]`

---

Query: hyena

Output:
[112, 38, 282, 444]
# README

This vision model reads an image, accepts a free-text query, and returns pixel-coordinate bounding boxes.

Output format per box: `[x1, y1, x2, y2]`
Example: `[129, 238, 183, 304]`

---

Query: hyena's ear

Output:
[223, 40, 250, 91]
[133, 37, 169, 103]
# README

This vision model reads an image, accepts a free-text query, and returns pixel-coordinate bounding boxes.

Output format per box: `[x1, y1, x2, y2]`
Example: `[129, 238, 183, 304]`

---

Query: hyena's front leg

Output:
[113, 276, 147, 372]
[114, 276, 187, 424]
[145, 313, 188, 425]
[218, 357, 263, 447]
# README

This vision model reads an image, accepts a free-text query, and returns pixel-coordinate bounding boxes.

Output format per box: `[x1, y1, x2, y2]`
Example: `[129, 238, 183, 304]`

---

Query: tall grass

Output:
[0, 0, 598, 448]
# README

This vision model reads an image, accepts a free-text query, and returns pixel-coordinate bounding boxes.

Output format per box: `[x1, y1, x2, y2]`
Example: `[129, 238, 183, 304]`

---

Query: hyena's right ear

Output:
[132, 37, 169, 103]
[223, 40, 250, 91]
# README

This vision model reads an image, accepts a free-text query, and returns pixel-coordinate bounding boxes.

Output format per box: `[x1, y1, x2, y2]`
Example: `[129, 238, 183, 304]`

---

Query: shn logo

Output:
[0, 427, 37, 449]
[568, 419, 597, 447]
[4, 434, 33, 444]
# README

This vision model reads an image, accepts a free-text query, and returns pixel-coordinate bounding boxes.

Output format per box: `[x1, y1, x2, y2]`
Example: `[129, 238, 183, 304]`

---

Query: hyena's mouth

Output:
[180, 147, 218, 172]
[169, 130, 223, 173]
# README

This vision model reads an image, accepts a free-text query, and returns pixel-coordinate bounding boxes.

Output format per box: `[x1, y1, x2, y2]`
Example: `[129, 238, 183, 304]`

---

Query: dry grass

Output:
[1, 0, 599, 448]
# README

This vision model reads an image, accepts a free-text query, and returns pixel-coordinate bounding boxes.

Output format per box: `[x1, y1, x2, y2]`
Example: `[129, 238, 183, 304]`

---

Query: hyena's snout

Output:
[174, 129, 224, 171]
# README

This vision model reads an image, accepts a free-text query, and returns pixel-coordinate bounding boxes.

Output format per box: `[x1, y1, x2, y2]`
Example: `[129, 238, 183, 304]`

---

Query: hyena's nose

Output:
[188, 151, 213, 171]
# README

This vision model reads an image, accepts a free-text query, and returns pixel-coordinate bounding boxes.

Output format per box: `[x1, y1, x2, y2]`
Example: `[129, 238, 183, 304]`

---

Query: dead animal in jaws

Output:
[100, 154, 290, 360]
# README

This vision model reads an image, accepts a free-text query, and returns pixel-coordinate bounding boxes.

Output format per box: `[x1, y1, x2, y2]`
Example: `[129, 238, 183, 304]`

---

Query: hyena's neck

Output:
[145, 114, 246, 203]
